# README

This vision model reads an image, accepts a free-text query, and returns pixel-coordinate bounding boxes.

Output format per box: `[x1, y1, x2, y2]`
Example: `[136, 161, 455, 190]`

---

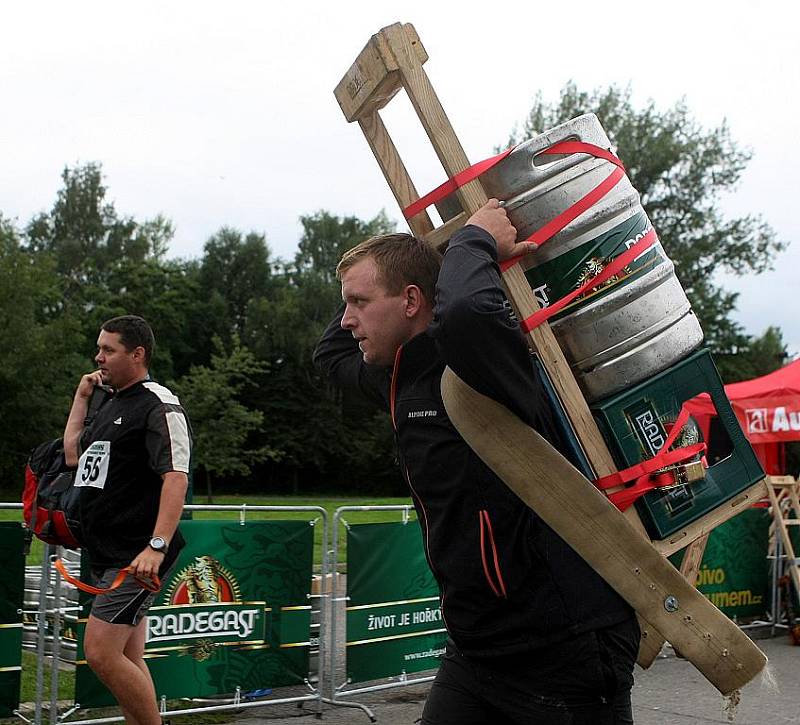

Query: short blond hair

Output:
[336, 233, 441, 302]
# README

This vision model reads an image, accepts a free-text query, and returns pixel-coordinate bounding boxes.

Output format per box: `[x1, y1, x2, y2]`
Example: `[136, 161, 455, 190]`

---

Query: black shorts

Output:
[421, 617, 640, 725]
[89, 550, 180, 627]
[89, 567, 162, 626]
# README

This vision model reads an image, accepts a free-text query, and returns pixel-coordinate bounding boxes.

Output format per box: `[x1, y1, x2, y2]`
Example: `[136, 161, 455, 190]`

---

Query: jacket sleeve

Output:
[313, 304, 391, 412]
[429, 225, 565, 448]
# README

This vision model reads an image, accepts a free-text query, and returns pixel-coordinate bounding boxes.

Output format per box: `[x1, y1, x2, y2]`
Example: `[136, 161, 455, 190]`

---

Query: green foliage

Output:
[172, 336, 275, 500]
[0, 216, 86, 484]
[715, 325, 789, 383]
[507, 82, 786, 374]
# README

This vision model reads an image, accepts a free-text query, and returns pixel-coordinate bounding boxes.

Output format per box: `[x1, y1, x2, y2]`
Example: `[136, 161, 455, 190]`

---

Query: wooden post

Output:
[334, 22, 766, 681]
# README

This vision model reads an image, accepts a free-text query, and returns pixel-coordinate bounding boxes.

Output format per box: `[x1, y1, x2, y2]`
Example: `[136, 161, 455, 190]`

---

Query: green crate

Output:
[591, 349, 764, 539]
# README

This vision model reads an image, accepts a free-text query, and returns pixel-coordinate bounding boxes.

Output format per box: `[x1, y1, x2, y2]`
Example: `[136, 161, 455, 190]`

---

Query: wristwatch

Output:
[149, 536, 168, 554]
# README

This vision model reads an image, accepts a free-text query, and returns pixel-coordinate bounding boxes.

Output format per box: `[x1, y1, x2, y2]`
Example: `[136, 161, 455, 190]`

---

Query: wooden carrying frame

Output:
[334, 22, 767, 693]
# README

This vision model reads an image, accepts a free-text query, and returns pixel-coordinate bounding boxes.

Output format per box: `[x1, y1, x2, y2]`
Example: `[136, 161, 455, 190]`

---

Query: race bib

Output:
[76, 441, 111, 489]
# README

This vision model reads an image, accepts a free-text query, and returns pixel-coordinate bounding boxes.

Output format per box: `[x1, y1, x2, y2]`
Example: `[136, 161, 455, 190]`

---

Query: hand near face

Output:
[465, 198, 537, 262]
[75, 371, 105, 400]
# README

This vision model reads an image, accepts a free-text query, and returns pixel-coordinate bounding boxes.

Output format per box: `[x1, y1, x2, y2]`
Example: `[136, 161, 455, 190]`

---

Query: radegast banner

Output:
[76, 520, 313, 706]
[0, 523, 24, 717]
[672, 508, 770, 618]
[346, 521, 446, 683]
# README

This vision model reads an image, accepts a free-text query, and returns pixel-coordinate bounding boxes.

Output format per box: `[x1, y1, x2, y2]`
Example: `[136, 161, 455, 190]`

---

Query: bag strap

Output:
[54, 558, 160, 595]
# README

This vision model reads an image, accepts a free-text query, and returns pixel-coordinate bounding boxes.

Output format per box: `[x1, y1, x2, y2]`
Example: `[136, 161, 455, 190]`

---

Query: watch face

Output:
[150, 536, 166, 550]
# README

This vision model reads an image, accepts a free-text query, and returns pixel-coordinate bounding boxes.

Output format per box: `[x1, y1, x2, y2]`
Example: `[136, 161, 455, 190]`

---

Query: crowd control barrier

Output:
[327, 506, 446, 721]
[1, 504, 328, 724]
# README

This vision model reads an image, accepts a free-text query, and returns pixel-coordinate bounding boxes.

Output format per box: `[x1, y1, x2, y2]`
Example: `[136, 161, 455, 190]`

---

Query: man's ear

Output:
[404, 285, 427, 318]
[132, 346, 147, 364]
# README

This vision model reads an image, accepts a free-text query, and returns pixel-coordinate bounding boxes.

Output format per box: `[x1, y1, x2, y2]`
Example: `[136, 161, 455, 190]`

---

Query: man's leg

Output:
[84, 615, 161, 725]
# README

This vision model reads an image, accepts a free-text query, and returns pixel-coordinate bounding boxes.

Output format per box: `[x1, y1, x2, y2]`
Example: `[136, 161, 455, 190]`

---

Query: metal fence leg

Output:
[35, 545, 53, 725]
[50, 547, 62, 724]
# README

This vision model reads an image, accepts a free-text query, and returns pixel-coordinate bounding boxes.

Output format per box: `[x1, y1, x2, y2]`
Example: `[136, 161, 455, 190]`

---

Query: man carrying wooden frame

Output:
[315, 201, 640, 723]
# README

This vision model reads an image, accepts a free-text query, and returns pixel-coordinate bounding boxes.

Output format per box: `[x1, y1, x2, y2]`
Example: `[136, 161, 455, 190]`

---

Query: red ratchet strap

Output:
[402, 140, 625, 255]
[54, 558, 160, 595]
[595, 407, 707, 511]
[500, 141, 625, 262]
[402, 148, 514, 221]
[519, 227, 658, 333]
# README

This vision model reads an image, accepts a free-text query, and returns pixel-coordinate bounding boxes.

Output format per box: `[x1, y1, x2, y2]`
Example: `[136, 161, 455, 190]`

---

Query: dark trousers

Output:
[421, 618, 639, 725]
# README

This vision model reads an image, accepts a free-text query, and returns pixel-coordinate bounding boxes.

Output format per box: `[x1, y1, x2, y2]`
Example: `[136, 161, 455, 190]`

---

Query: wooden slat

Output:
[334, 23, 427, 122]
[424, 212, 467, 250]
[767, 478, 800, 598]
[441, 367, 766, 695]
[652, 480, 768, 556]
[381, 23, 487, 216]
[358, 112, 434, 238]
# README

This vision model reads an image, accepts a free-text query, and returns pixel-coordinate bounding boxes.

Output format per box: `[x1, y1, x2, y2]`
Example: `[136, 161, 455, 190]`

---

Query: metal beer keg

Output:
[481, 114, 704, 401]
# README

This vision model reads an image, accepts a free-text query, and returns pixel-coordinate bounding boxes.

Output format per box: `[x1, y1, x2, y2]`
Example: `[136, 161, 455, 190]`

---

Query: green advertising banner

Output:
[0, 523, 25, 718]
[346, 521, 446, 683]
[76, 519, 313, 706]
[672, 508, 771, 618]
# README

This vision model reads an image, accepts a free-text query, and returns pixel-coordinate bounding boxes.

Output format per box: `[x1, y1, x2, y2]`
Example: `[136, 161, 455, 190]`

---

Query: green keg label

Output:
[525, 211, 663, 319]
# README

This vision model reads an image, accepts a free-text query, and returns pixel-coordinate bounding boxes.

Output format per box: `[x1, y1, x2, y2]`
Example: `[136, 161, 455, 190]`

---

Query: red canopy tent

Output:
[685, 358, 800, 474]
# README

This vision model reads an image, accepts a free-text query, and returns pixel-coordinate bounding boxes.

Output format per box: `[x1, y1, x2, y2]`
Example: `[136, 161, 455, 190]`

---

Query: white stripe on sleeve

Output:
[165, 411, 191, 472]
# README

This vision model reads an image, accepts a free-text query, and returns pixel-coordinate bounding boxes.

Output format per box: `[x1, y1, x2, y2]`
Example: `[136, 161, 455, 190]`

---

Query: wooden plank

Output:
[358, 112, 434, 238]
[381, 23, 487, 216]
[334, 23, 427, 122]
[767, 479, 800, 597]
[424, 211, 467, 250]
[441, 366, 767, 695]
[652, 479, 768, 556]
[638, 533, 711, 666]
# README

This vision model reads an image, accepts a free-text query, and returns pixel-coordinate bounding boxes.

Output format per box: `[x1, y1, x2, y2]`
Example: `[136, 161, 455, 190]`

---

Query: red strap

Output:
[55, 558, 160, 595]
[402, 147, 515, 220]
[402, 140, 625, 245]
[596, 406, 694, 490]
[605, 443, 707, 512]
[519, 142, 625, 248]
[594, 405, 708, 512]
[520, 227, 658, 333]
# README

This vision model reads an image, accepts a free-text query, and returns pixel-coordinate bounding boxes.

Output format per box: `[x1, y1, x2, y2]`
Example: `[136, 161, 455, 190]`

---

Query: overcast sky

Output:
[2, 0, 798, 355]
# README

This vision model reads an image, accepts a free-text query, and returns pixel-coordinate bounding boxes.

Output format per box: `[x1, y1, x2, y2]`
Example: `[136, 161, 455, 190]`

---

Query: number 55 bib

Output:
[76, 441, 111, 489]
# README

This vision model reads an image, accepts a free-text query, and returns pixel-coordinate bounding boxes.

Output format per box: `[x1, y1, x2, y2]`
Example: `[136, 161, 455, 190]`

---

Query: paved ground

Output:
[216, 631, 798, 724]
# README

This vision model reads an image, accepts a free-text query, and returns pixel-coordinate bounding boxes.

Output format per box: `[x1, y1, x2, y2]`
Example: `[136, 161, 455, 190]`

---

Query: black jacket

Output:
[314, 225, 634, 656]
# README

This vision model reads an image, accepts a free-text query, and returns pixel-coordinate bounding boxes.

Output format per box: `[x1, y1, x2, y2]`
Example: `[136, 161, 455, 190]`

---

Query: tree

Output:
[172, 336, 277, 502]
[26, 163, 173, 304]
[715, 325, 788, 383]
[505, 83, 785, 371]
[242, 209, 401, 493]
[198, 228, 274, 340]
[0, 216, 86, 484]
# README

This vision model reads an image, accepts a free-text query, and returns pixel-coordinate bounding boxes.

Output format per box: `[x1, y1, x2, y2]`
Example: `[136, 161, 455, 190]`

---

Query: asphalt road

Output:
[220, 632, 799, 724]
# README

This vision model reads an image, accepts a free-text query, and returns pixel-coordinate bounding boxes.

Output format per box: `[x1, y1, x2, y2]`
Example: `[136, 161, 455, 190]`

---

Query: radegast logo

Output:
[625, 400, 704, 516]
[629, 401, 667, 458]
[146, 555, 268, 661]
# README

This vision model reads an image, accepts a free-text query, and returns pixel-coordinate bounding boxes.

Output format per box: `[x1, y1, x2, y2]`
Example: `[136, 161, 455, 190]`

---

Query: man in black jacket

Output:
[314, 200, 640, 724]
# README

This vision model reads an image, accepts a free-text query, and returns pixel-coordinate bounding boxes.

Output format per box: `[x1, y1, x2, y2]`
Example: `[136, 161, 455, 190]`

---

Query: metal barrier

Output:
[0, 503, 329, 725]
[326, 506, 439, 722]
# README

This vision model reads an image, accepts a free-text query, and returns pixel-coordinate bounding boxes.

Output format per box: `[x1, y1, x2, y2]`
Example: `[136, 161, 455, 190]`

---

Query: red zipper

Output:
[479, 510, 508, 598]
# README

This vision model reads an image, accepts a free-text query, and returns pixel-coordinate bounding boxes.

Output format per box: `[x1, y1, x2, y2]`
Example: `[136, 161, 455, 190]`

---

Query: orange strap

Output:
[54, 558, 160, 594]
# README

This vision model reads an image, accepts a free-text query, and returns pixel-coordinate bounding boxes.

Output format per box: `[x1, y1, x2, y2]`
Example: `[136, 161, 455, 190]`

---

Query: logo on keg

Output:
[146, 555, 267, 660]
[745, 408, 769, 434]
[629, 402, 667, 458]
[574, 256, 632, 301]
